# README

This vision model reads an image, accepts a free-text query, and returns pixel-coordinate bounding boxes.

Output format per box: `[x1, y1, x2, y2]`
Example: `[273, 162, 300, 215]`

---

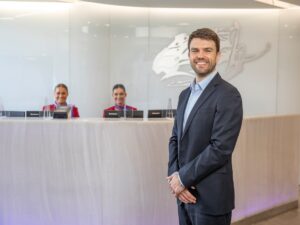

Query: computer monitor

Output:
[5, 111, 26, 117]
[104, 110, 143, 118]
[26, 111, 44, 118]
[53, 111, 68, 119]
[120, 110, 144, 118]
[55, 106, 71, 118]
[104, 110, 121, 118]
[131, 110, 144, 118]
[148, 109, 176, 118]
[148, 110, 163, 118]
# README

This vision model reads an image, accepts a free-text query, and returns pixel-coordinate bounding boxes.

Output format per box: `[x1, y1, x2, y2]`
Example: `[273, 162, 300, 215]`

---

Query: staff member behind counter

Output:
[43, 83, 80, 118]
[103, 84, 137, 117]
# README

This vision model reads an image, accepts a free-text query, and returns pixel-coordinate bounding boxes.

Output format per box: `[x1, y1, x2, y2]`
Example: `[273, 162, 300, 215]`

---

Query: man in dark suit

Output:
[167, 28, 243, 225]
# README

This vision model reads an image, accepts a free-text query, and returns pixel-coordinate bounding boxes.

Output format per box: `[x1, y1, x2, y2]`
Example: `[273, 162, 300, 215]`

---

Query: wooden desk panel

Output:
[0, 116, 299, 224]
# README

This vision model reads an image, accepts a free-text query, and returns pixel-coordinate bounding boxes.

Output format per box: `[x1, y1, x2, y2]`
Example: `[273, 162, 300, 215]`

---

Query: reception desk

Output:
[0, 116, 299, 225]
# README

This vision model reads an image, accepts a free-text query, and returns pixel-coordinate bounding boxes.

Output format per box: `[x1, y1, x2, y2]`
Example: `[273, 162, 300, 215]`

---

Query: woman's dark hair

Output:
[112, 84, 126, 92]
[54, 83, 68, 93]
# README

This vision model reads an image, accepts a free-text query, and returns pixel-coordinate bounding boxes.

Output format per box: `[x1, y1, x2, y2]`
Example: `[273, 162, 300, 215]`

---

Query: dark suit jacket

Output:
[168, 73, 243, 215]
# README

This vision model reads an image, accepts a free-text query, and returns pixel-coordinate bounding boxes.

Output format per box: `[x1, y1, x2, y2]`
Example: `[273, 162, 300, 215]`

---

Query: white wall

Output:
[277, 9, 300, 114]
[0, 2, 70, 111]
[0, 2, 299, 117]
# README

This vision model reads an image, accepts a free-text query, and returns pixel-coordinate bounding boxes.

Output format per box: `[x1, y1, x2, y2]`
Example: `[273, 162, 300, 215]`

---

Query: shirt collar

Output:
[190, 70, 217, 93]
[115, 104, 126, 110]
[55, 102, 69, 107]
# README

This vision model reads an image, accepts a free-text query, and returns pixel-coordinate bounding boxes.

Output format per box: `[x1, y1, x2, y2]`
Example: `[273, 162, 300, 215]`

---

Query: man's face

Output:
[54, 87, 68, 105]
[188, 38, 220, 80]
[113, 88, 127, 106]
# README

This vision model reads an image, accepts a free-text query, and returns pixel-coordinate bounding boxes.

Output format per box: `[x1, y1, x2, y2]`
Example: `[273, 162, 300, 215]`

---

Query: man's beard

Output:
[192, 63, 217, 78]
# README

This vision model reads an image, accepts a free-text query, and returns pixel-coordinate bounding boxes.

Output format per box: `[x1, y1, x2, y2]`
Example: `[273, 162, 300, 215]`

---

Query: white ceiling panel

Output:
[79, 0, 278, 8]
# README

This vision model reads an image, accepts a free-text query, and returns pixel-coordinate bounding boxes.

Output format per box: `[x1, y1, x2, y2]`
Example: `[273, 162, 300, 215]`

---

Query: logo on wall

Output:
[152, 22, 271, 86]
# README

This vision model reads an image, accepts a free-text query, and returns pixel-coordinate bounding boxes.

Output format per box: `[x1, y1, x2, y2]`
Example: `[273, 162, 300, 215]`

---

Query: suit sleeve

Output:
[179, 89, 243, 188]
[168, 91, 187, 176]
[168, 115, 179, 176]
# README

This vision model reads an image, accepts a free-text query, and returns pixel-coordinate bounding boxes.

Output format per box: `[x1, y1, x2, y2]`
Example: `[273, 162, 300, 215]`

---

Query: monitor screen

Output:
[104, 110, 121, 118]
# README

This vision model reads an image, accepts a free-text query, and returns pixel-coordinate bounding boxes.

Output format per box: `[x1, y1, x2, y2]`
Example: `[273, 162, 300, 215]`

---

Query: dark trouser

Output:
[178, 204, 232, 225]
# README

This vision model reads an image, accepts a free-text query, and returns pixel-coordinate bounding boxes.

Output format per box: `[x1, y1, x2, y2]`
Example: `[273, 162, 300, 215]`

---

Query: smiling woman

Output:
[42, 83, 80, 118]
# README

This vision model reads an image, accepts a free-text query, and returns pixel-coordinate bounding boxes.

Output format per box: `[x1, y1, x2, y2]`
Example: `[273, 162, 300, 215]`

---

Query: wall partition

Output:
[0, 2, 70, 112]
[0, 2, 299, 117]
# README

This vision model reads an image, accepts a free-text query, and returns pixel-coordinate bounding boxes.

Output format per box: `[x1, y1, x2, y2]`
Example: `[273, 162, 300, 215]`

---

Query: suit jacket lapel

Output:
[181, 74, 221, 140]
[177, 88, 191, 140]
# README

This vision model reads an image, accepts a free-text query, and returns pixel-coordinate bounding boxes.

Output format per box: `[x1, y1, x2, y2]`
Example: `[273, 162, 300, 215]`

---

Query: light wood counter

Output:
[0, 116, 299, 224]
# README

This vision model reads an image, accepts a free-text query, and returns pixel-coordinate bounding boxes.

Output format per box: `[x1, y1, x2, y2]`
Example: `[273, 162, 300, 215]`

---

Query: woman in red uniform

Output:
[43, 83, 80, 118]
[103, 84, 136, 116]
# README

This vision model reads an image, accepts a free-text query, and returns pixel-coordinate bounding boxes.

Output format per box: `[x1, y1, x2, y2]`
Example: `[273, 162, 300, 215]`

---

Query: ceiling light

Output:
[255, 0, 300, 8]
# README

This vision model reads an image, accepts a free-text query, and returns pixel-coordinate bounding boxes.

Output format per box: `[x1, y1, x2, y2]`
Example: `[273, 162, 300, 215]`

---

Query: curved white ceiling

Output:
[80, 0, 278, 8]
[16, 0, 300, 8]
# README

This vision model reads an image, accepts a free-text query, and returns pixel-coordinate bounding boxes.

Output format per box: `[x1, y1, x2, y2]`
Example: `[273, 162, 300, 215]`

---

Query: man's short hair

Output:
[188, 28, 220, 52]
[54, 83, 68, 93]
